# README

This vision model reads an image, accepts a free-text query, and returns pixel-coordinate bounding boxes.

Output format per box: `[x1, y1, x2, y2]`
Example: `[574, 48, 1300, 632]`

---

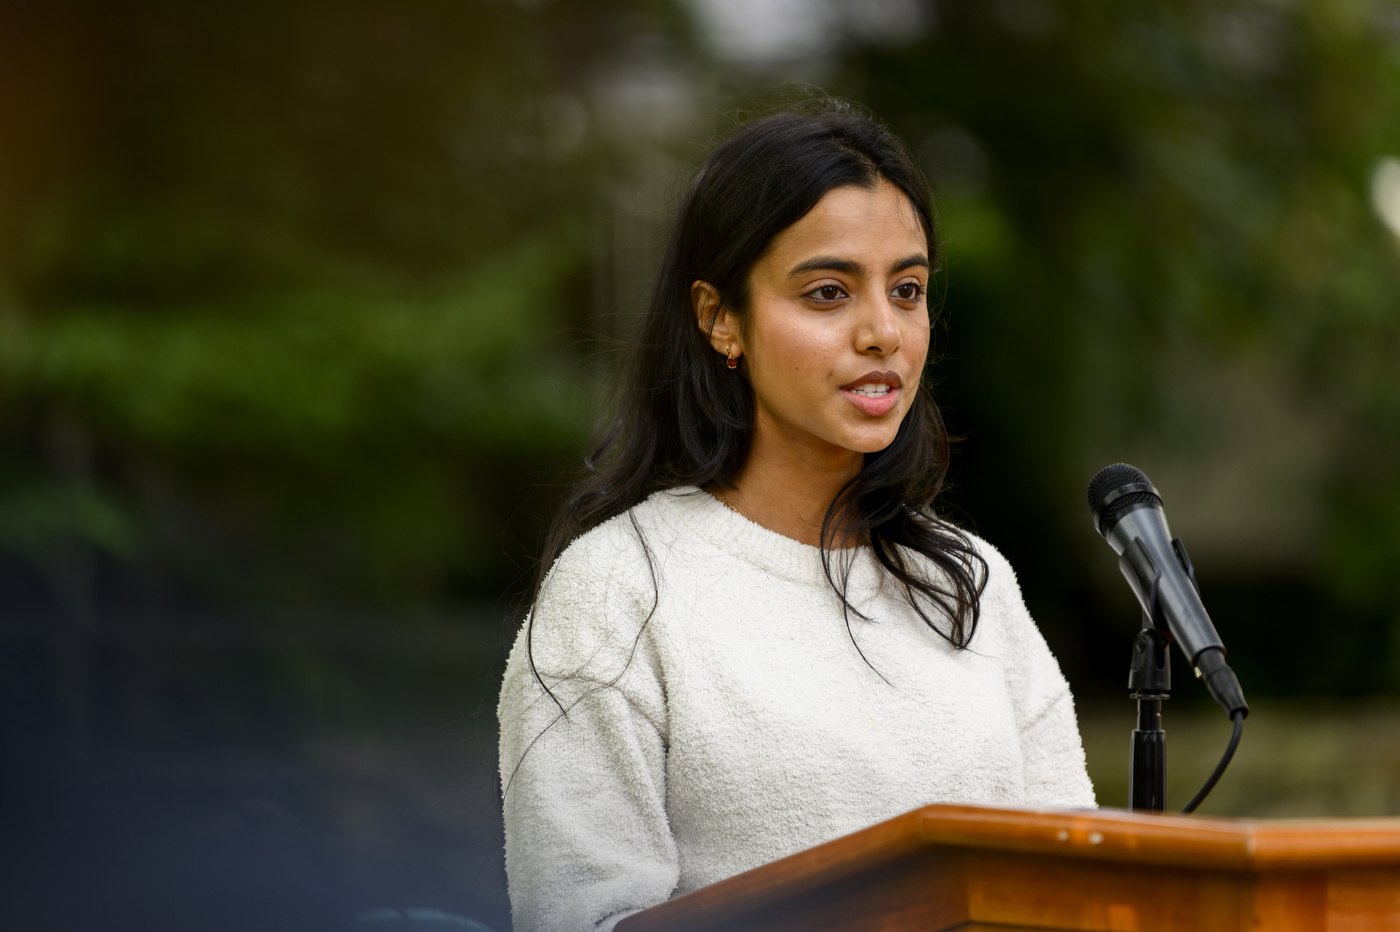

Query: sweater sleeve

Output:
[497, 524, 678, 932]
[976, 539, 1098, 808]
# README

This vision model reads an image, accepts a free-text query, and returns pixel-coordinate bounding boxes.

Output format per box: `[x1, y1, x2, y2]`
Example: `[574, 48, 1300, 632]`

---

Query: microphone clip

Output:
[1129, 572, 1172, 697]
[1127, 557, 1171, 811]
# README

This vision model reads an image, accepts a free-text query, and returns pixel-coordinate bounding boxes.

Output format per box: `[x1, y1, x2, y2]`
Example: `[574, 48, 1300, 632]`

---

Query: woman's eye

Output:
[807, 285, 847, 301]
[893, 282, 924, 301]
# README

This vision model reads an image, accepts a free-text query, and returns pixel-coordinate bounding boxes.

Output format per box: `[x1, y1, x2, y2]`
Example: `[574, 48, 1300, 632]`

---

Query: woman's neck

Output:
[713, 410, 864, 548]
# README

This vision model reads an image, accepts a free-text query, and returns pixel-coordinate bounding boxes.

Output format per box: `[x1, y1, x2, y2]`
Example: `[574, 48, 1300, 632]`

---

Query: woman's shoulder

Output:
[538, 514, 650, 612]
[959, 529, 1018, 590]
[531, 487, 708, 632]
[908, 520, 1032, 638]
[542, 487, 701, 594]
[949, 528, 1051, 655]
[909, 517, 1018, 591]
[507, 491, 704, 690]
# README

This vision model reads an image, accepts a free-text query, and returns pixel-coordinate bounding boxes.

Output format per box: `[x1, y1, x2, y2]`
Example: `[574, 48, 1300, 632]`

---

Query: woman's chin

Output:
[837, 427, 902, 455]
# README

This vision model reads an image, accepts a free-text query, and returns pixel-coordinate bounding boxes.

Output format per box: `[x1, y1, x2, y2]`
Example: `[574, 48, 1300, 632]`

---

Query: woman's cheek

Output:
[766, 325, 831, 384]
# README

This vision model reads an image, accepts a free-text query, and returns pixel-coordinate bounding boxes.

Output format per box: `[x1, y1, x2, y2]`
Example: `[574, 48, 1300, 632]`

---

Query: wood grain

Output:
[1327, 868, 1400, 931]
[1253, 872, 1326, 932]
[962, 850, 1249, 932]
[614, 809, 936, 932]
[614, 804, 1400, 932]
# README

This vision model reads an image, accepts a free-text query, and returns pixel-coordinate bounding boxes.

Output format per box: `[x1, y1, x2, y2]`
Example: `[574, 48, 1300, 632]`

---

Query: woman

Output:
[497, 100, 1095, 932]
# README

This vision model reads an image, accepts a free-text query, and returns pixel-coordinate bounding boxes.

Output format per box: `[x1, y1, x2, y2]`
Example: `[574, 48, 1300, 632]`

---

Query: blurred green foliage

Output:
[1, 0, 1398, 700]
[836, 0, 1400, 691]
[0, 0, 659, 603]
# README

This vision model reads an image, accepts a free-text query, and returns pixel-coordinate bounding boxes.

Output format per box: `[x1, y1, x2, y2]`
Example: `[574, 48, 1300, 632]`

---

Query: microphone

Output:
[1087, 464, 1249, 719]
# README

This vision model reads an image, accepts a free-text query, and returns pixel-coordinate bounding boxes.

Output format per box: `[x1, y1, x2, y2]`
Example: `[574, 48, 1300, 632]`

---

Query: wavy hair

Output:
[531, 99, 987, 700]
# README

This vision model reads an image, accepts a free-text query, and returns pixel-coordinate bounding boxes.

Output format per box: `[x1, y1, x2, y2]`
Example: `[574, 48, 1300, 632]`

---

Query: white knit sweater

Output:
[497, 487, 1096, 932]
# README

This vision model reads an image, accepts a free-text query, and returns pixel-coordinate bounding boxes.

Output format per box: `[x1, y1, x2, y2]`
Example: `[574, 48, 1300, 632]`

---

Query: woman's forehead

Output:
[764, 182, 926, 271]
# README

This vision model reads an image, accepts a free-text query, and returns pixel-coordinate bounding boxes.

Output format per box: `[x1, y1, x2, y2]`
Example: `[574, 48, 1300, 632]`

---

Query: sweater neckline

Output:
[648, 486, 883, 591]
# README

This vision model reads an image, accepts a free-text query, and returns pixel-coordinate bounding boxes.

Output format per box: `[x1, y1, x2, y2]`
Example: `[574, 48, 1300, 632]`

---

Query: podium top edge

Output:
[915, 804, 1400, 869]
[617, 804, 1400, 932]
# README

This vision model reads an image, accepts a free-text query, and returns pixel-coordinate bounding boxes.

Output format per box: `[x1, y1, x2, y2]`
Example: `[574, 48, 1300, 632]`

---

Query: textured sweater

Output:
[497, 487, 1096, 932]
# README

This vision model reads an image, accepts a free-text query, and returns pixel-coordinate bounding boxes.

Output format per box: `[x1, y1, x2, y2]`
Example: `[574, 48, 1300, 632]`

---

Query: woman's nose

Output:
[856, 294, 903, 356]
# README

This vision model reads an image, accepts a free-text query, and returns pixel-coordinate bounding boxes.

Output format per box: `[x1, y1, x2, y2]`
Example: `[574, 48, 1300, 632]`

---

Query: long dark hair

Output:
[533, 98, 987, 686]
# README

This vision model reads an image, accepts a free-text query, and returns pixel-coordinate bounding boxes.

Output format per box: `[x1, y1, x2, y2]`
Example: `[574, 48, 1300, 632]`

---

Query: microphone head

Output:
[1087, 463, 1163, 536]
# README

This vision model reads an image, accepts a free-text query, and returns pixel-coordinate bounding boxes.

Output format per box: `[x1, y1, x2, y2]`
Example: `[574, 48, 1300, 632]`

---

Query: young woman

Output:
[497, 100, 1095, 932]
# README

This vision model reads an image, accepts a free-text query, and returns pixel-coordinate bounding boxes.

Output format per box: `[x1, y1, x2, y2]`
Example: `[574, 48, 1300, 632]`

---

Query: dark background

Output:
[3, 0, 1400, 929]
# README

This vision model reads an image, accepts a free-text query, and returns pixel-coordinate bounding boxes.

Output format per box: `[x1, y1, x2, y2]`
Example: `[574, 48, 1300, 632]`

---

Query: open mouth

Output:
[840, 370, 903, 416]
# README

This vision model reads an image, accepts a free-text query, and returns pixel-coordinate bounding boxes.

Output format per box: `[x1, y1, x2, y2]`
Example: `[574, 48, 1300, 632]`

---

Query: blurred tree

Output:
[3, 0, 1399, 706]
[836, 0, 1400, 693]
[0, 0, 671, 608]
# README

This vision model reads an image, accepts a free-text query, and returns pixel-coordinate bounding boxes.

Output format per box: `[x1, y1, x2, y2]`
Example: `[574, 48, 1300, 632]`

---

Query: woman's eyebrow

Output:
[788, 254, 929, 277]
[788, 256, 861, 276]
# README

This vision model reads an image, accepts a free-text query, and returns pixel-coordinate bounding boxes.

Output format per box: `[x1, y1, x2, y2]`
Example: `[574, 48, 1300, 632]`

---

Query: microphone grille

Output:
[1087, 463, 1162, 534]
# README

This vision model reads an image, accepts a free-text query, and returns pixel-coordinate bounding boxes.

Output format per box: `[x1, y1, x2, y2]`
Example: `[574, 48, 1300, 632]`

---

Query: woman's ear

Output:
[692, 280, 742, 359]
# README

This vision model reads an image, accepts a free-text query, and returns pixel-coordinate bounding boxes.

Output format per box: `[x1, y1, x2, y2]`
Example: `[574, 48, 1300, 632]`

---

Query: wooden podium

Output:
[615, 804, 1400, 931]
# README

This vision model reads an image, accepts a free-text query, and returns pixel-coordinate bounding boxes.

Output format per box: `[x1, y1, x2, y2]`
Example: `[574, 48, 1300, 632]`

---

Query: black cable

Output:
[1181, 710, 1245, 814]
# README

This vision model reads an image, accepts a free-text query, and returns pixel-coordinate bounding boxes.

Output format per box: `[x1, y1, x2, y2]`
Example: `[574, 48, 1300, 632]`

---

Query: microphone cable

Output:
[1181, 710, 1245, 814]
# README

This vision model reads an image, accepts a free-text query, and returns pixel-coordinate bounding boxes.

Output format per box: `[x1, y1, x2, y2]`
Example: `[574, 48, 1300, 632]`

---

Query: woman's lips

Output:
[839, 370, 903, 416]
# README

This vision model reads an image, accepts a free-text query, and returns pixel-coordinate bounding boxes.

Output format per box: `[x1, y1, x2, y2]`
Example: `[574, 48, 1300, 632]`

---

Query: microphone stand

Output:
[1128, 581, 1171, 812]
